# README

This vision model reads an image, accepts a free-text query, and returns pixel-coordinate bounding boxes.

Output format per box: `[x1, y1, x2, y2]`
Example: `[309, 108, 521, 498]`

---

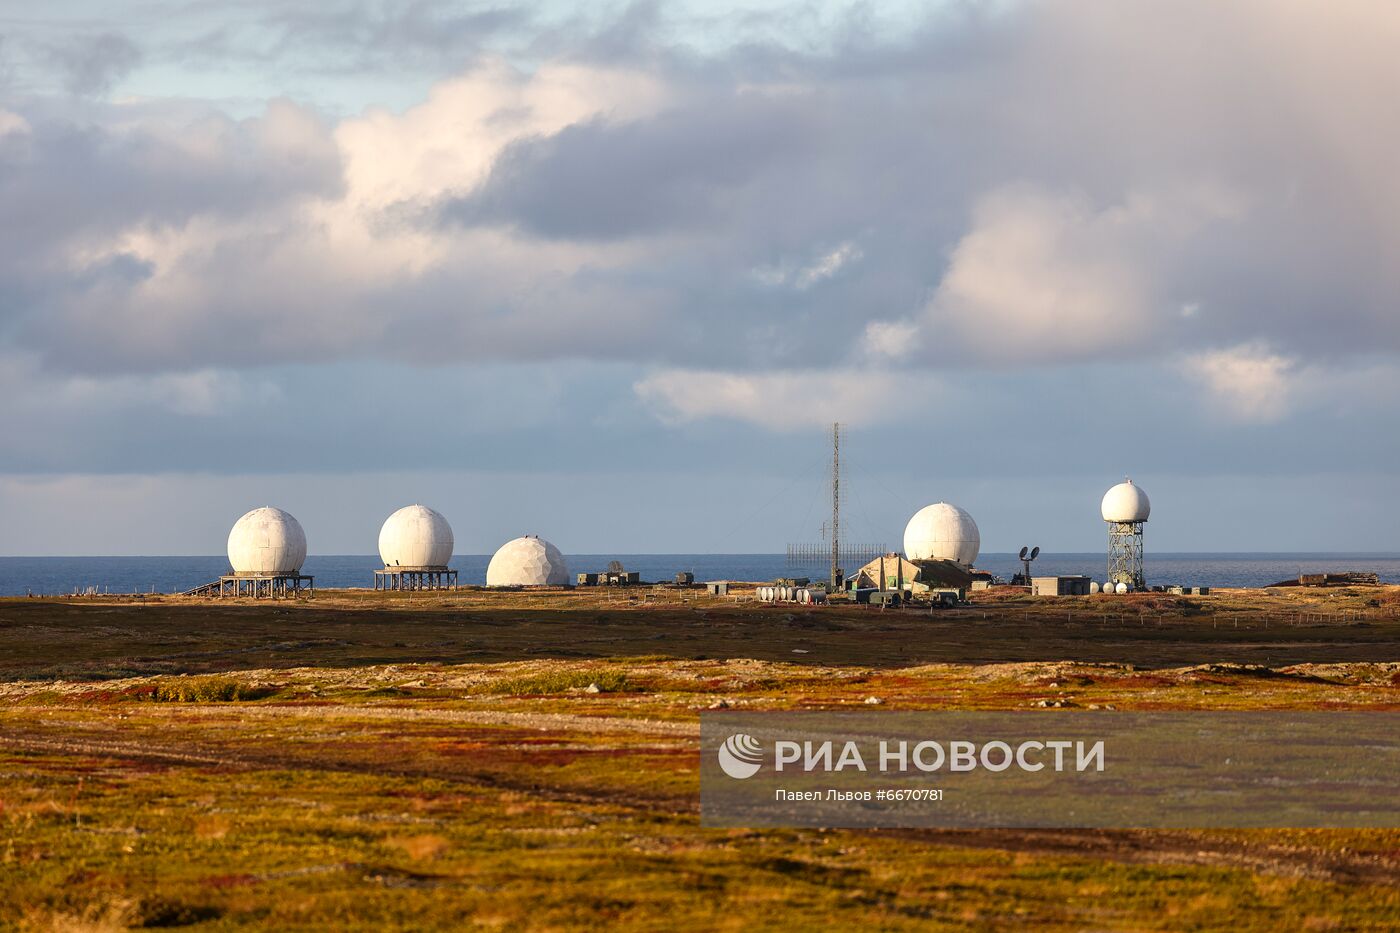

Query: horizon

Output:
[7, 550, 1400, 559]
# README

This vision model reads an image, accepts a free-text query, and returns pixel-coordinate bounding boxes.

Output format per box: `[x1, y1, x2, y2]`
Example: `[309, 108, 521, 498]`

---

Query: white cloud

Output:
[5, 0, 1400, 386]
[0, 110, 30, 137]
[1181, 344, 1296, 423]
[752, 240, 863, 289]
[866, 184, 1242, 365]
[861, 319, 921, 359]
[633, 367, 946, 429]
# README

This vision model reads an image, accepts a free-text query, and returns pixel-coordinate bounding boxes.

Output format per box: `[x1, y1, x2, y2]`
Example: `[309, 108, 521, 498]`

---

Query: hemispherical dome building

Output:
[486, 535, 568, 587]
[903, 503, 980, 567]
[227, 507, 307, 575]
[1101, 480, 1151, 523]
[378, 505, 454, 569]
[1102, 478, 1150, 591]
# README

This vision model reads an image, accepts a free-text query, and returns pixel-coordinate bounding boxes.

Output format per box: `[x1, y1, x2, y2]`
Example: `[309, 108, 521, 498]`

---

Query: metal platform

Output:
[374, 567, 457, 591]
[215, 573, 314, 598]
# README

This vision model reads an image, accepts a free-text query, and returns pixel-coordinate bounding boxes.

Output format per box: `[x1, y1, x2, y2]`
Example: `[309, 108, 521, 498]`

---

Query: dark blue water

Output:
[2, 553, 1399, 596]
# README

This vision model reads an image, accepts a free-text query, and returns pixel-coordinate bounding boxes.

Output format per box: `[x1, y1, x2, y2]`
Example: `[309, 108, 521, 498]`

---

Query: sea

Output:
[2, 553, 1400, 597]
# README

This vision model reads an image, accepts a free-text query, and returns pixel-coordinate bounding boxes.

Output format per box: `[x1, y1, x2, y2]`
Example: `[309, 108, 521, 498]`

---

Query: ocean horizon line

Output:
[4, 551, 1400, 560]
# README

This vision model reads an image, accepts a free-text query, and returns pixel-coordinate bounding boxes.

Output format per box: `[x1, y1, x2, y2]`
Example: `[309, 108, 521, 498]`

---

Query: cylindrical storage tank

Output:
[1115, 581, 1129, 594]
[796, 588, 810, 604]
[760, 586, 771, 601]
[227, 507, 307, 574]
[903, 502, 980, 566]
[378, 504, 454, 569]
[486, 536, 568, 586]
[1089, 581, 1101, 594]
[1101, 480, 1151, 523]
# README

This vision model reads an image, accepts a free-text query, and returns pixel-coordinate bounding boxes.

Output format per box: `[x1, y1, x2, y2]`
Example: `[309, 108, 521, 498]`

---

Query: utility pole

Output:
[830, 422, 840, 591]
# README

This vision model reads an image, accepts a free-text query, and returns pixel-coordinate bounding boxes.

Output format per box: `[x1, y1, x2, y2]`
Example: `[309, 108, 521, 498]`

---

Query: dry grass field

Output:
[2, 585, 1400, 930]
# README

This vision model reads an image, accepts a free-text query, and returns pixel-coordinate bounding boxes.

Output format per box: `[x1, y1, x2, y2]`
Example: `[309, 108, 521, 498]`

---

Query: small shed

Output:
[705, 581, 730, 596]
[1031, 575, 1092, 597]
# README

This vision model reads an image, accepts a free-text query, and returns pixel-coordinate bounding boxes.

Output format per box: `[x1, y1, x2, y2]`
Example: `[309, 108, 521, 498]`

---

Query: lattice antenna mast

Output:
[830, 422, 840, 590]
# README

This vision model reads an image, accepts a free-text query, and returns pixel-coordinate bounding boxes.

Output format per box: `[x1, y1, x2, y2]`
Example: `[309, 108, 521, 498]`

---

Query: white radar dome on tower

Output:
[486, 535, 568, 586]
[902, 502, 981, 567]
[227, 507, 307, 575]
[1101, 480, 1151, 523]
[378, 505, 454, 569]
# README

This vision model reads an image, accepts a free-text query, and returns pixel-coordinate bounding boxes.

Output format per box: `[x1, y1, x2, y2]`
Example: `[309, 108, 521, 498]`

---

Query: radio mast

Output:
[830, 422, 840, 590]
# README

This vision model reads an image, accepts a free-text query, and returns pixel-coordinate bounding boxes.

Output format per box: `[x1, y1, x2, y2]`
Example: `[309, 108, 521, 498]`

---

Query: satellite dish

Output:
[1030, 546, 1040, 560]
[1018, 546, 1028, 560]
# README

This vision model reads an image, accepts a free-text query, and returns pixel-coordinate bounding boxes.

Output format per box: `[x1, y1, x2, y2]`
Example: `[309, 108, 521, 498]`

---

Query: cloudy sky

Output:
[2, 0, 1399, 556]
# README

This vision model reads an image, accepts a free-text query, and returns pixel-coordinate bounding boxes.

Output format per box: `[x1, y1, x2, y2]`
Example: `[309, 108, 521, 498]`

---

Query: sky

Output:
[2, 0, 1400, 557]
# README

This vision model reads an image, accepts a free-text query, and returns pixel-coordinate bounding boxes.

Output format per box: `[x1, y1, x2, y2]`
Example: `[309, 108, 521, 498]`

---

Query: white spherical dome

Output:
[486, 536, 568, 586]
[1101, 480, 1151, 522]
[903, 502, 980, 566]
[378, 505, 454, 569]
[227, 507, 307, 574]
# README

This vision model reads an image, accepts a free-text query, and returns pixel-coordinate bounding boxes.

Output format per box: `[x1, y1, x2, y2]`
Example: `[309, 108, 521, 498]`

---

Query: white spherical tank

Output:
[903, 502, 980, 566]
[227, 507, 307, 575]
[378, 505, 454, 569]
[1101, 480, 1151, 523]
[486, 535, 568, 586]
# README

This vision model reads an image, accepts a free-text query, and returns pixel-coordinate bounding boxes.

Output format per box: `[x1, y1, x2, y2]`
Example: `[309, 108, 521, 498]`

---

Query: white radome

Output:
[903, 502, 981, 567]
[227, 507, 307, 575]
[486, 535, 568, 586]
[1101, 479, 1151, 523]
[378, 504, 454, 569]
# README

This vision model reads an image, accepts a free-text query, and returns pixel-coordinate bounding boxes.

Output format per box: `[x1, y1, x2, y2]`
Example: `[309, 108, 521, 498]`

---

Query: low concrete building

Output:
[1031, 575, 1093, 596]
[705, 581, 730, 596]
